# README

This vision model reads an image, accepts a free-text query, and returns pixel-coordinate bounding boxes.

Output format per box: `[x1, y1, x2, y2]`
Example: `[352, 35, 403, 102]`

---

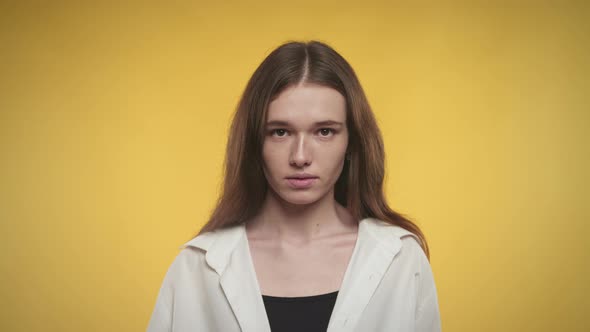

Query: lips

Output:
[285, 174, 318, 189]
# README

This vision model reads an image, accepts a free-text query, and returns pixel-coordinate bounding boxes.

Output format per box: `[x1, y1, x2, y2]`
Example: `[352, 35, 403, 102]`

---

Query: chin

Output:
[277, 190, 328, 206]
[281, 197, 318, 206]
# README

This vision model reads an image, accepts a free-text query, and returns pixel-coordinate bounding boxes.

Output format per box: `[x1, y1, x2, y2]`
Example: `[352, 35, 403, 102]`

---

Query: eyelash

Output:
[270, 128, 335, 137]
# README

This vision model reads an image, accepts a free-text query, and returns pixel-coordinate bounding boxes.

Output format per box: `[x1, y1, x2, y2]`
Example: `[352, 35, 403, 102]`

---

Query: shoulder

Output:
[363, 218, 422, 246]
[362, 217, 428, 263]
[167, 223, 246, 276]
[161, 242, 208, 283]
[181, 223, 244, 251]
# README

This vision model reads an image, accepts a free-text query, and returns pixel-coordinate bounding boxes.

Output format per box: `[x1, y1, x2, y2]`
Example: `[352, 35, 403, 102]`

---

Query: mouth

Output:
[285, 175, 318, 189]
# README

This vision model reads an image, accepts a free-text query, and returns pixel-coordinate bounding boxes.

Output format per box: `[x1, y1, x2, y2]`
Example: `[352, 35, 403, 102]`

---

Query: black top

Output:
[262, 290, 339, 332]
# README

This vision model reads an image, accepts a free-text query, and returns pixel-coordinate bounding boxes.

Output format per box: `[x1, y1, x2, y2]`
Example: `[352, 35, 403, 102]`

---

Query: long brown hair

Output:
[198, 40, 429, 258]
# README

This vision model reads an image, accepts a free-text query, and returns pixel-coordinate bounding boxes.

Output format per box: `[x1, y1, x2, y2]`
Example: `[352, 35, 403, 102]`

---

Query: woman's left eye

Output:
[318, 128, 334, 137]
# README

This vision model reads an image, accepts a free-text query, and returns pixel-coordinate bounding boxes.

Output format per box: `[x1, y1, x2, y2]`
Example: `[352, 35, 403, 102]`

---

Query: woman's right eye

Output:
[271, 129, 288, 137]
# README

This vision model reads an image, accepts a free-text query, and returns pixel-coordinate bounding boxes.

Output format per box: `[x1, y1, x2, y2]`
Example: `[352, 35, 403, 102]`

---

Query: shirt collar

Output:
[181, 217, 418, 275]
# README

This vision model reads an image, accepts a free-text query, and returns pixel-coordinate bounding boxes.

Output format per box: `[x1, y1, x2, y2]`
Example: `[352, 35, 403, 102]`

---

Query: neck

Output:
[247, 189, 355, 243]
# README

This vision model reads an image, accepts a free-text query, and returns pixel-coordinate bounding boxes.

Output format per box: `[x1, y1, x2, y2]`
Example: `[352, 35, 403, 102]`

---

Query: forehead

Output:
[266, 84, 346, 123]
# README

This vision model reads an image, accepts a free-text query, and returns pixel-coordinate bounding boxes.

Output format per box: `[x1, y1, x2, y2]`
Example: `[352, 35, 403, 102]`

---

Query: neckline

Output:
[244, 219, 368, 301]
[262, 290, 339, 302]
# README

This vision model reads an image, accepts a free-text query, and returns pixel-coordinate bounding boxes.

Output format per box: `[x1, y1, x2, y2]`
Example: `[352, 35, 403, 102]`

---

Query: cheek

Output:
[327, 140, 348, 165]
[316, 150, 346, 182]
[261, 145, 283, 178]
[330, 154, 347, 176]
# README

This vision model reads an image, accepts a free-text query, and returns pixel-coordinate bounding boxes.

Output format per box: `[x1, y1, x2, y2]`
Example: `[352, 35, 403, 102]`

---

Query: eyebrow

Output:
[265, 120, 344, 127]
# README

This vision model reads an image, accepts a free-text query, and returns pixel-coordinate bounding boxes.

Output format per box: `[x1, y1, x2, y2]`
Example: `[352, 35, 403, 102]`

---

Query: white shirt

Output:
[147, 218, 441, 332]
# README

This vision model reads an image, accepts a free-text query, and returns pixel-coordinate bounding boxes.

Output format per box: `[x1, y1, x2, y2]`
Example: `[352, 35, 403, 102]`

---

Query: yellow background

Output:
[1, 1, 588, 331]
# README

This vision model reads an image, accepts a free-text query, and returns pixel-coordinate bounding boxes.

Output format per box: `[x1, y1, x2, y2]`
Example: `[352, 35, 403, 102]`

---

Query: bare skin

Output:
[246, 193, 358, 297]
[245, 83, 358, 297]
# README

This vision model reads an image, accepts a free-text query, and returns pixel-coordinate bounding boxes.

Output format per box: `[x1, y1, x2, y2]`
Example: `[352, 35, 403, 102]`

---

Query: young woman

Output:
[147, 41, 441, 332]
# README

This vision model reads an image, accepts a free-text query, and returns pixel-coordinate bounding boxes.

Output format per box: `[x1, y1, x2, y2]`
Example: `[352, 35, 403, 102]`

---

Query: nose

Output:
[289, 135, 312, 167]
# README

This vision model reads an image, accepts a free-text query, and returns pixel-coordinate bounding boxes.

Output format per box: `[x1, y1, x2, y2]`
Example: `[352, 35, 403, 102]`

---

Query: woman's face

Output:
[262, 83, 348, 206]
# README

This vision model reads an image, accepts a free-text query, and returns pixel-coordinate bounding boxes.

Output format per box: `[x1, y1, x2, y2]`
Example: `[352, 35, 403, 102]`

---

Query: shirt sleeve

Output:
[414, 241, 442, 332]
[146, 258, 177, 332]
